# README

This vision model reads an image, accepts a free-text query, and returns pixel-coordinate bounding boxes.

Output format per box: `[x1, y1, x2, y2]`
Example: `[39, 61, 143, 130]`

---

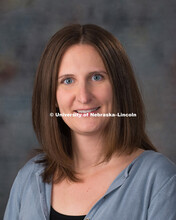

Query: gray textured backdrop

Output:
[0, 0, 176, 218]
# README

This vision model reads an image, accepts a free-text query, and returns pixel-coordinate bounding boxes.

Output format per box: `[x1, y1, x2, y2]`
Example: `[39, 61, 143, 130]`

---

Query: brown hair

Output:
[32, 24, 157, 183]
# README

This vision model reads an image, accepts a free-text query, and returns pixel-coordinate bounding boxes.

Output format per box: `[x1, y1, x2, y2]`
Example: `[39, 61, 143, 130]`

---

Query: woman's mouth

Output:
[74, 106, 100, 114]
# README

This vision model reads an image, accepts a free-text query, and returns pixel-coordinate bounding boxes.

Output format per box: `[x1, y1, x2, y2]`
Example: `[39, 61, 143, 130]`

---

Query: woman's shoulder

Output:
[17, 153, 46, 180]
[135, 150, 176, 184]
[140, 150, 176, 171]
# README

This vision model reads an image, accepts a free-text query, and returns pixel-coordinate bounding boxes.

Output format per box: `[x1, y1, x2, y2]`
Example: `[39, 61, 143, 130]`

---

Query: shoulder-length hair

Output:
[32, 24, 157, 183]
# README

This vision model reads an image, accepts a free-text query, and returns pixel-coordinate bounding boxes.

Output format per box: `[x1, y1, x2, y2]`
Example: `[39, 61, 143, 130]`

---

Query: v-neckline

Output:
[36, 150, 152, 219]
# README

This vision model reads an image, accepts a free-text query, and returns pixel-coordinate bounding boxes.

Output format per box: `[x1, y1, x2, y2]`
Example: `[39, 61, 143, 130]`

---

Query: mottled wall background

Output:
[0, 0, 176, 218]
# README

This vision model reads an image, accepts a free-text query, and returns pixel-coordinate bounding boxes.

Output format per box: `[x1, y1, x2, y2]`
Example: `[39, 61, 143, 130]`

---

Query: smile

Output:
[74, 107, 100, 113]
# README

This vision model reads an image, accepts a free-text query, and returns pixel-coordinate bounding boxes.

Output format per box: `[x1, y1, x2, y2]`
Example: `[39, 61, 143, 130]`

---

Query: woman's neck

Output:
[71, 131, 108, 175]
[71, 131, 144, 179]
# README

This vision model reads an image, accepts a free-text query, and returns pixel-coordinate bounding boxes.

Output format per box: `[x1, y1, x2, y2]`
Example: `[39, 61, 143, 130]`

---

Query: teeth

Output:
[77, 107, 99, 113]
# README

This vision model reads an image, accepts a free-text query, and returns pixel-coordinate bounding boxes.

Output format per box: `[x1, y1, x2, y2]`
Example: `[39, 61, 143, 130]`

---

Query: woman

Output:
[4, 24, 176, 220]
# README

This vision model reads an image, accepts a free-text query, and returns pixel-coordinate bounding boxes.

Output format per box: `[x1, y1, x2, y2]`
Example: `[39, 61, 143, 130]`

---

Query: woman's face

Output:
[56, 44, 113, 136]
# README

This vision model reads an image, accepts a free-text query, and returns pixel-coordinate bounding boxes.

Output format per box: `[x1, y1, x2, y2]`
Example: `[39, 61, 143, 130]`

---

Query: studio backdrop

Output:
[0, 0, 176, 218]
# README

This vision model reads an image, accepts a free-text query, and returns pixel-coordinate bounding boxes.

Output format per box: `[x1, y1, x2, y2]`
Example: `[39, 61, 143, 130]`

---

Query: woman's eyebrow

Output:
[89, 71, 107, 75]
[58, 71, 107, 79]
[58, 74, 74, 79]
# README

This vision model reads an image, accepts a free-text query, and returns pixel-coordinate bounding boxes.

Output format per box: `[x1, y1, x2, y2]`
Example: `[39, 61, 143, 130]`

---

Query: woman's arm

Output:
[148, 175, 176, 220]
[3, 170, 22, 220]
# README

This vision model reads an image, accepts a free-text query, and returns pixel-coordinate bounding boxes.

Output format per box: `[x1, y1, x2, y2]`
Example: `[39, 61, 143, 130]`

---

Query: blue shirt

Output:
[4, 150, 176, 220]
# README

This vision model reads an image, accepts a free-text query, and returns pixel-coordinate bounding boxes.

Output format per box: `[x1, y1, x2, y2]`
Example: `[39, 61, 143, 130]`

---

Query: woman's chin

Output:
[63, 116, 110, 136]
[71, 122, 107, 136]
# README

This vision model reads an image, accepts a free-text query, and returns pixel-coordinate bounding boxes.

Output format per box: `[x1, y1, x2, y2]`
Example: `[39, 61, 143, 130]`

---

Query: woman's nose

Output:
[76, 83, 92, 104]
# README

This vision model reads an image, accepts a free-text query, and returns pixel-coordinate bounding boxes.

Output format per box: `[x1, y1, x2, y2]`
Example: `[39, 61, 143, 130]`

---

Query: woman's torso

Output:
[4, 150, 176, 220]
[51, 149, 144, 216]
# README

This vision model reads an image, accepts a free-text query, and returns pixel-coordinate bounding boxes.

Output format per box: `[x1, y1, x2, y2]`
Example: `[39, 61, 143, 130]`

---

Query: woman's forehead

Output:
[58, 44, 106, 75]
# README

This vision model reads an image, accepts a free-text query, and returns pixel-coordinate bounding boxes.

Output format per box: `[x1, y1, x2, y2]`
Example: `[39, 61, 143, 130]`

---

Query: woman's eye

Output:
[92, 74, 103, 81]
[63, 78, 73, 84]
